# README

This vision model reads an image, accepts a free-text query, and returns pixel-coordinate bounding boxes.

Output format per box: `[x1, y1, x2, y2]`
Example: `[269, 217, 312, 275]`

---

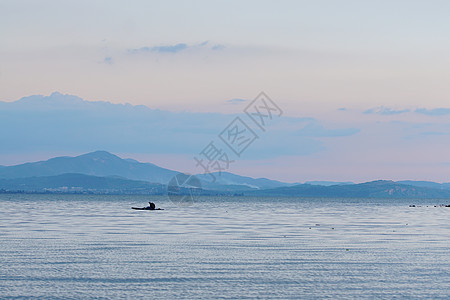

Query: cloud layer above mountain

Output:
[1, 92, 449, 183]
[0, 92, 356, 159]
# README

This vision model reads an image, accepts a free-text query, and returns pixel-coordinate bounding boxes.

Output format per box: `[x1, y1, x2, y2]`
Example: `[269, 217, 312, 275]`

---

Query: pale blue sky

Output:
[1, 1, 450, 181]
[2, 0, 450, 112]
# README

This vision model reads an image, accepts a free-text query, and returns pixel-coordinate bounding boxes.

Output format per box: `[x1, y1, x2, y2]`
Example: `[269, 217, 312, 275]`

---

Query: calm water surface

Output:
[0, 194, 449, 299]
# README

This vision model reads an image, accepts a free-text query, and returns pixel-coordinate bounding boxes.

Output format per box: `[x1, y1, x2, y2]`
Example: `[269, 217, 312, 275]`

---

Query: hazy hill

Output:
[397, 180, 450, 190]
[304, 181, 354, 186]
[0, 151, 291, 190]
[196, 172, 293, 190]
[246, 180, 450, 199]
[0, 173, 164, 194]
[0, 151, 178, 184]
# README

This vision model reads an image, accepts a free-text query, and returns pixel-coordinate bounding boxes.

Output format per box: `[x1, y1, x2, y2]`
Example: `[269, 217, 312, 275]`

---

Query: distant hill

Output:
[196, 172, 293, 191]
[0, 151, 178, 184]
[304, 181, 354, 186]
[0, 151, 292, 191]
[245, 180, 450, 199]
[0, 173, 165, 194]
[397, 180, 450, 190]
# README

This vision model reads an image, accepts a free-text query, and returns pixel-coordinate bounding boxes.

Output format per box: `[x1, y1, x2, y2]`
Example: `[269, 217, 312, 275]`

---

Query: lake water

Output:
[0, 194, 449, 299]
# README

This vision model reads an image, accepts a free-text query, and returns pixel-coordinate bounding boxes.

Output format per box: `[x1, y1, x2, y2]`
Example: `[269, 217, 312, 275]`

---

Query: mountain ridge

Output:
[0, 151, 178, 184]
[0, 173, 164, 194]
[245, 180, 450, 199]
[0, 151, 449, 198]
[0, 151, 290, 190]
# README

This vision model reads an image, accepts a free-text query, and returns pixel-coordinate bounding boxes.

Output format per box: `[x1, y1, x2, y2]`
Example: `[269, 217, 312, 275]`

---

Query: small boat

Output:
[132, 202, 163, 210]
[131, 207, 164, 210]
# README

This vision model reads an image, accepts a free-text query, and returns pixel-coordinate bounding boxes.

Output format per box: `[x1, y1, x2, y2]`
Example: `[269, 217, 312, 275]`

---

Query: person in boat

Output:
[147, 202, 156, 210]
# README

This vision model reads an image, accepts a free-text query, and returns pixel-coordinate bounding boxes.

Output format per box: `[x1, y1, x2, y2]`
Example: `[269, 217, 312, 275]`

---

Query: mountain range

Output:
[0, 151, 291, 193]
[0, 173, 164, 194]
[0, 151, 450, 198]
[246, 180, 450, 199]
[0, 151, 177, 184]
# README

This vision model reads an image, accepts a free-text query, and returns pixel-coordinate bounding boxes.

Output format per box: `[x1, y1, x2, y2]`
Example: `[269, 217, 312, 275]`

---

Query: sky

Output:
[1, 1, 450, 182]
